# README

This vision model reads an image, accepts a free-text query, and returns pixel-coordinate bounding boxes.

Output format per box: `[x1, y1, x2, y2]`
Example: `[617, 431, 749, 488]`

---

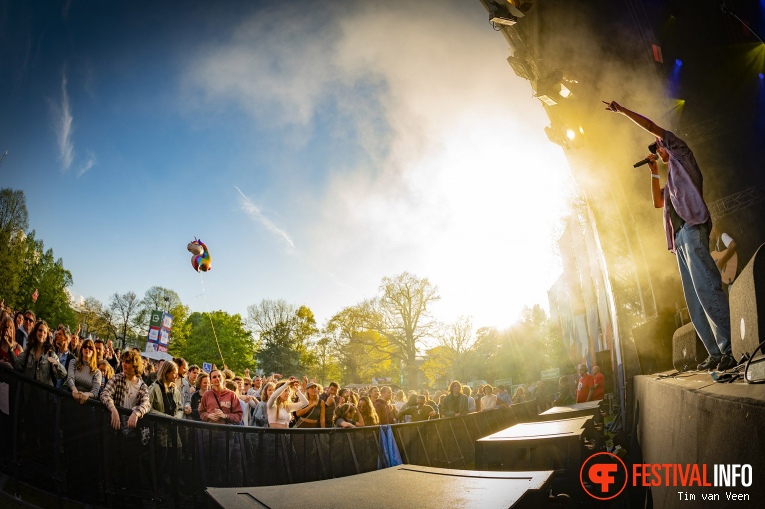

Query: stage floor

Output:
[633, 370, 765, 508]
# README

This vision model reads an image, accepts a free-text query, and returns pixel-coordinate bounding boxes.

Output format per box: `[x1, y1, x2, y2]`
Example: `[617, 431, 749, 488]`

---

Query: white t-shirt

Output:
[481, 394, 497, 411]
[123, 377, 142, 410]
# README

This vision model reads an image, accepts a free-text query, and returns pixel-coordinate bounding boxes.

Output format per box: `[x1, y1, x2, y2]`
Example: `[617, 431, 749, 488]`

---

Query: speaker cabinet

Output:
[730, 243, 765, 363]
[672, 322, 706, 372]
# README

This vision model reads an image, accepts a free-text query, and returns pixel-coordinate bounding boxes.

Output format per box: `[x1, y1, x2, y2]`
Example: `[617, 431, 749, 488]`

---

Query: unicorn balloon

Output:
[187, 238, 211, 272]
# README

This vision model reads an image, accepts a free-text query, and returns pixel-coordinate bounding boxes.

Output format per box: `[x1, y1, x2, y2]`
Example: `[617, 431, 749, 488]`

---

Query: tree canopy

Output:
[180, 311, 254, 374]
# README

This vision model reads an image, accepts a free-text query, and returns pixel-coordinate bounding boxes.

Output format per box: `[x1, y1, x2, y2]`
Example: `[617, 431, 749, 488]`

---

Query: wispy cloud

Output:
[234, 186, 295, 250]
[51, 67, 74, 171]
[78, 150, 96, 177]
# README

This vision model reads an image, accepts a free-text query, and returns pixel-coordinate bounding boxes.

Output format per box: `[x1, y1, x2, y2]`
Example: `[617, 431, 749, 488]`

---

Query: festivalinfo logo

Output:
[580, 452, 753, 501]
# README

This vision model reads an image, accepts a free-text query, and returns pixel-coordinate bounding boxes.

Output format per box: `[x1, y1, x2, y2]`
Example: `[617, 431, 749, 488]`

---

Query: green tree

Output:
[135, 287, 183, 325]
[16, 231, 75, 327]
[325, 305, 394, 384]
[436, 315, 476, 381]
[421, 345, 457, 388]
[181, 311, 254, 374]
[75, 297, 116, 340]
[364, 272, 440, 387]
[252, 302, 318, 376]
[109, 291, 141, 349]
[0, 188, 28, 306]
[310, 336, 343, 386]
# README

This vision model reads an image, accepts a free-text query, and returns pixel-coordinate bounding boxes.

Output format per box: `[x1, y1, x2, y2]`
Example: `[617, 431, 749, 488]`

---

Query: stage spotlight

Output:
[535, 70, 575, 105]
[545, 125, 568, 149]
[545, 123, 585, 150]
[487, 1, 521, 26]
[760, 73, 764, 79]
[675, 59, 683, 66]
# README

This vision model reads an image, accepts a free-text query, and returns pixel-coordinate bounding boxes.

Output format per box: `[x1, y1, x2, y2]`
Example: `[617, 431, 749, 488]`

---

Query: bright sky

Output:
[0, 0, 574, 331]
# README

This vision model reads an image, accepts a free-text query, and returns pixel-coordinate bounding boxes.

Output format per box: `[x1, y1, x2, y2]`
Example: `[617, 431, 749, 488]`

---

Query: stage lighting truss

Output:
[545, 123, 586, 150]
[488, 0, 531, 27]
[535, 70, 577, 106]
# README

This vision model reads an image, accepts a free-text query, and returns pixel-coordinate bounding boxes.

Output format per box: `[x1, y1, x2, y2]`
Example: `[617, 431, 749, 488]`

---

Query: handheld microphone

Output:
[633, 157, 651, 168]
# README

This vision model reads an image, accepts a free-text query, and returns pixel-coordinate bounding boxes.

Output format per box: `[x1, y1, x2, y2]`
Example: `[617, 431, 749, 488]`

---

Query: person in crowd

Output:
[148, 360, 183, 420]
[267, 378, 307, 429]
[357, 395, 379, 426]
[225, 380, 248, 425]
[295, 381, 325, 428]
[333, 403, 364, 428]
[496, 385, 512, 407]
[59, 337, 100, 500]
[93, 339, 105, 362]
[173, 357, 194, 418]
[421, 390, 439, 416]
[69, 329, 82, 355]
[13, 312, 25, 344]
[11, 320, 67, 386]
[142, 362, 156, 386]
[252, 381, 275, 427]
[249, 375, 262, 399]
[65, 338, 102, 403]
[188, 364, 200, 388]
[374, 386, 398, 424]
[576, 364, 595, 403]
[0, 316, 22, 365]
[591, 366, 605, 401]
[98, 359, 114, 390]
[100, 349, 151, 501]
[398, 393, 419, 422]
[148, 360, 183, 486]
[463, 385, 476, 413]
[440, 381, 469, 418]
[393, 390, 407, 412]
[320, 381, 340, 423]
[511, 385, 528, 404]
[199, 369, 243, 424]
[101, 349, 151, 430]
[54, 327, 77, 390]
[16, 310, 35, 350]
[553, 376, 575, 406]
[104, 339, 119, 370]
[480, 384, 497, 411]
[190, 371, 209, 421]
[474, 386, 483, 412]
[398, 395, 437, 422]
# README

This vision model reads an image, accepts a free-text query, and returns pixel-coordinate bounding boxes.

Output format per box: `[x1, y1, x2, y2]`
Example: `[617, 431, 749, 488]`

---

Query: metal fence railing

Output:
[0, 366, 539, 508]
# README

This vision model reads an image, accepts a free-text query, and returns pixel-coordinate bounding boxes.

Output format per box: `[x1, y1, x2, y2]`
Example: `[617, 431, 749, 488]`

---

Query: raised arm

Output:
[268, 382, 289, 408]
[647, 155, 664, 208]
[603, 101, 665, 139]
[287, 389, 309, 412]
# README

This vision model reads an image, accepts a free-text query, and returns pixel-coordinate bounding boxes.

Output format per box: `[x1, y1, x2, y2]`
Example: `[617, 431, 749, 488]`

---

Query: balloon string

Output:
[199, 271, 226, 366]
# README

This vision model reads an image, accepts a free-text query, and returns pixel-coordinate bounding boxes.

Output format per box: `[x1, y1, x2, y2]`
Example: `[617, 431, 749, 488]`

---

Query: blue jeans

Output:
[675, 223, 731, 357]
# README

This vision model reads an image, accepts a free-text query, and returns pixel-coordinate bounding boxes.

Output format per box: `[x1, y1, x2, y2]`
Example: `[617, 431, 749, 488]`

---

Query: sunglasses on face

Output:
[25, 317, 34, 323]
[81, 346, 93, 351]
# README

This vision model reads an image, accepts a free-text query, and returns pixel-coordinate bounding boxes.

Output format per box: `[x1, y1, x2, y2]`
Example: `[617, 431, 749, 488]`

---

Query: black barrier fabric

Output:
[0, 366, 539, 508]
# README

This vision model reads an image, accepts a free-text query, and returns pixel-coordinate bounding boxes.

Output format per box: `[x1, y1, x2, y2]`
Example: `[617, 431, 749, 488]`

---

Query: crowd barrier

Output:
[0, 366, 540, 508]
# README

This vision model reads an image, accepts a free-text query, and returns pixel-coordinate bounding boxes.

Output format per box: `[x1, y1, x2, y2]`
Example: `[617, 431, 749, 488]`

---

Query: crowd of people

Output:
[1, 304, 592, 434]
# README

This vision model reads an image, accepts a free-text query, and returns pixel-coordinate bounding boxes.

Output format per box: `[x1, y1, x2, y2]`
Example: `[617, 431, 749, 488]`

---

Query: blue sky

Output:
[1, 0, 574, 332]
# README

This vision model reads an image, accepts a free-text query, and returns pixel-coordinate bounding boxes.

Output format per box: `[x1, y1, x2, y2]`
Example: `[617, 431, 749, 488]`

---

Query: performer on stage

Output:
[604, 101, 736, 371]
